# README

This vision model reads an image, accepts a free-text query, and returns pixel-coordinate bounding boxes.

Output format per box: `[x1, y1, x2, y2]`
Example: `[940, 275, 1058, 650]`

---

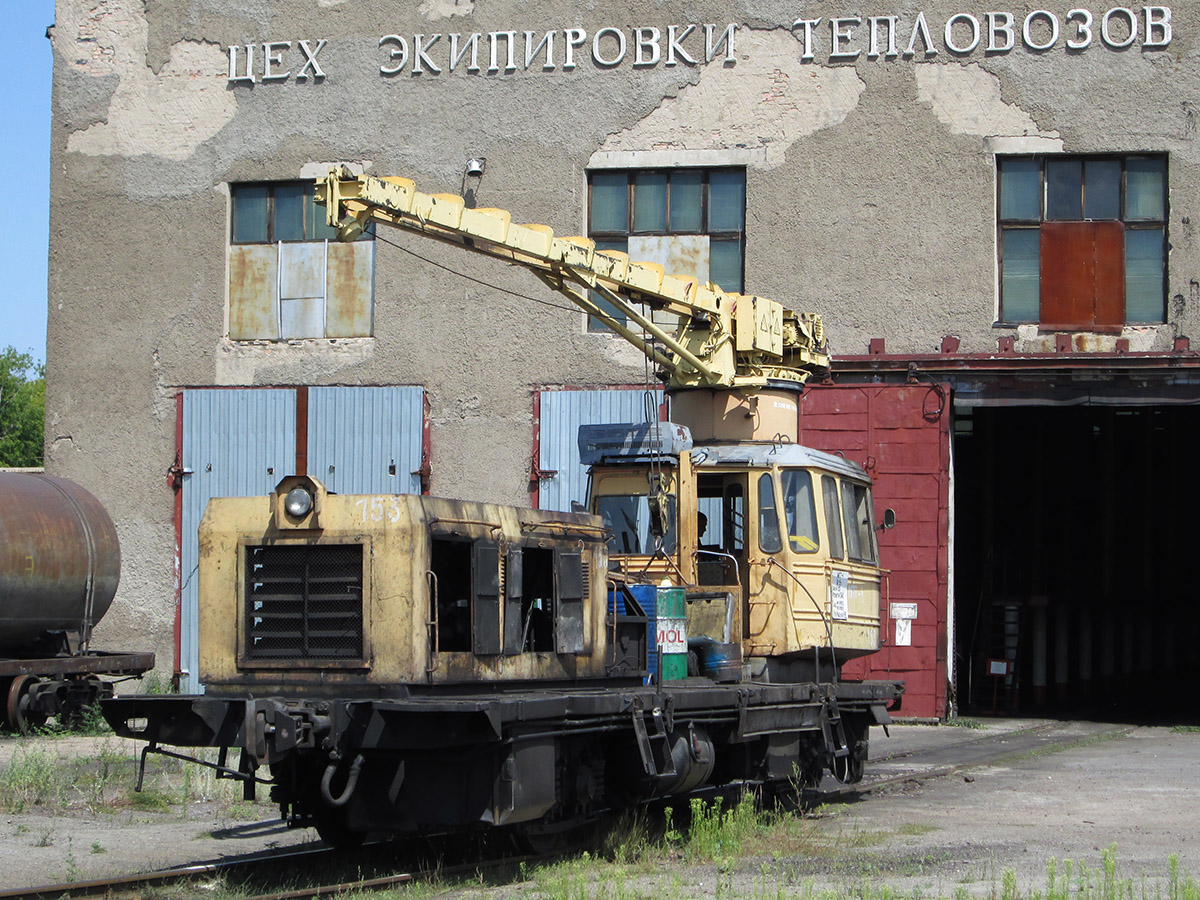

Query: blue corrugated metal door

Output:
[538, 389, 664, 512]
[180, 388, 297, 693]
[307, 387, 425, 494]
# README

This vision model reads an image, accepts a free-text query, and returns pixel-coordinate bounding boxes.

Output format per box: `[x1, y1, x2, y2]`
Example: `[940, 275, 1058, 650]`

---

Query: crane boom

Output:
[316, 168, 829, 389]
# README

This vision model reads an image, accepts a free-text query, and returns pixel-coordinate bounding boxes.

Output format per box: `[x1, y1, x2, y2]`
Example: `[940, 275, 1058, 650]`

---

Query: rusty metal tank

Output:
[0, 473, 121, 653]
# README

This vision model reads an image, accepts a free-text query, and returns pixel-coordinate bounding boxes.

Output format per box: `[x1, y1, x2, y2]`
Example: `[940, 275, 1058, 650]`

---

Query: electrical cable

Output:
[372, 231, 584, 315]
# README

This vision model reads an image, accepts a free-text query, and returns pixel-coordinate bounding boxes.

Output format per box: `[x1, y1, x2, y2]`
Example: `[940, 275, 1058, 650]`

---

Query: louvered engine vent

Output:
[245, 544, 364, 660]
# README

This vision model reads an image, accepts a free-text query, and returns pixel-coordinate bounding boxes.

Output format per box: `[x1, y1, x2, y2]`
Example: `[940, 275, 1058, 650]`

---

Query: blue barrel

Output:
[698, 640, 743, 683]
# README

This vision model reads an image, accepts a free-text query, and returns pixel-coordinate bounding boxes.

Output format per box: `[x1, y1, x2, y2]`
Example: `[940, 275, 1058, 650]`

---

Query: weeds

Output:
[1, 744, 60, 812]
[946, 717, 988, 730]
[128, 788, 175, 812]
[510, 849, 1200, 900]
[686, 793, 764, 861]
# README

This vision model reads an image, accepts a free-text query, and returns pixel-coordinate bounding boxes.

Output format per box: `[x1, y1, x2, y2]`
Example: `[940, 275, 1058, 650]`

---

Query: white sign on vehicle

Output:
[656, 617, 687, 654]
[895, 618, 912, 646]
[831, 570, 849, 621]
[890, 602, 918, 620]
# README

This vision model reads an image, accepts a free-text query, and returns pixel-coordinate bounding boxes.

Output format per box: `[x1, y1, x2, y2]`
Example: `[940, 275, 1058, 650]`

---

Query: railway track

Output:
[0, 837, 535, 900]
[826, 718, 1136, 797]
[0, 719, 1135, 900]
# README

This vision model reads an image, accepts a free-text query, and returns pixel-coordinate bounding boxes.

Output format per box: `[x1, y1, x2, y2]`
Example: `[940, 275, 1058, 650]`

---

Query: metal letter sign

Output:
[831, 570, 850, 621]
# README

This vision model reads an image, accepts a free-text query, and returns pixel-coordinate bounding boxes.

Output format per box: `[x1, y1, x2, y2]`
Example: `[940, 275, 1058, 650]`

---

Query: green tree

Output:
[0, 347, 45, 467]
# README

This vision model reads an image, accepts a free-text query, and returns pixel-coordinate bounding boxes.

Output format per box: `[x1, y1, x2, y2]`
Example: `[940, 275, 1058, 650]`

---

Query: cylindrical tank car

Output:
[0, 472, 153, 731]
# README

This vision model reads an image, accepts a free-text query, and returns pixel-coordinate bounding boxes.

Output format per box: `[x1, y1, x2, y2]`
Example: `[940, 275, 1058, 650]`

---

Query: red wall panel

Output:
[800, 383, 951, 719]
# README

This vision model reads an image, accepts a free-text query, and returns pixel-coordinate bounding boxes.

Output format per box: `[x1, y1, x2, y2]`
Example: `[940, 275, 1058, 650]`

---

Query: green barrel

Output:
[656, 587, 688, 681]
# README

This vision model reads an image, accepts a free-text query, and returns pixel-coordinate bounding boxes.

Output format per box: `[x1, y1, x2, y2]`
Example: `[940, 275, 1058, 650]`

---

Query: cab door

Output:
[746, 470, 792, 654]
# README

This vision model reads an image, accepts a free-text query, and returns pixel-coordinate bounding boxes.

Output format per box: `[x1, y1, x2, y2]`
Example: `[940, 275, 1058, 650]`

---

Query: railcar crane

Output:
[100, 168, 903, 852]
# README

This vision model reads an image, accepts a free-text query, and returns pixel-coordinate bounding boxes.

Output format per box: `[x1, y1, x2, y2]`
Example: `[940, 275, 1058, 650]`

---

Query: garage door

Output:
[799, 382, 952, 720]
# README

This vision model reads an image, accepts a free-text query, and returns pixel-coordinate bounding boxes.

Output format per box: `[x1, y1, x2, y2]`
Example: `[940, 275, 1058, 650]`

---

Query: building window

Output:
[586, 168, 745, 332]
[228, 181, 375, 341]
[998, 155, 1166, 328]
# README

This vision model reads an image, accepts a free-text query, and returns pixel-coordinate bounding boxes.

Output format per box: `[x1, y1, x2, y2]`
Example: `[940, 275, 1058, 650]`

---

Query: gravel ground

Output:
[0, 720, 1196, 896]
[807, 721, 1200, 895]
[0, 733, 315, 888]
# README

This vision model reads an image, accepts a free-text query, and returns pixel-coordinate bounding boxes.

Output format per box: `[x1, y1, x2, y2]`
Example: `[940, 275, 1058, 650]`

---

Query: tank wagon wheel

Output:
[6, 675, 48, 734]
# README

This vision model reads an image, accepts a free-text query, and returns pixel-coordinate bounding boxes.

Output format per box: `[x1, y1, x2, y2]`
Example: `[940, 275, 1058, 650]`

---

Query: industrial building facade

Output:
[47, 0, 1200, 718]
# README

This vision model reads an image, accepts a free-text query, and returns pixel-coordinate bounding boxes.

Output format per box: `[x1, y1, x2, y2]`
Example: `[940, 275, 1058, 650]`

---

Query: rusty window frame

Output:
[586, 168, 746, 332]
[996, 154, 1167, 326]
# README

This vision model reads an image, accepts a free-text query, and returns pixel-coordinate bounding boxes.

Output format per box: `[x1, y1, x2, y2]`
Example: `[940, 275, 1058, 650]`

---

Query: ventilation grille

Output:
[245, 544, 364, 660]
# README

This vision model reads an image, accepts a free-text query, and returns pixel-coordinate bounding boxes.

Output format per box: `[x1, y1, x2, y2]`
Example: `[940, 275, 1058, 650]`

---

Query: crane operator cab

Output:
[582, 420, 894, 685]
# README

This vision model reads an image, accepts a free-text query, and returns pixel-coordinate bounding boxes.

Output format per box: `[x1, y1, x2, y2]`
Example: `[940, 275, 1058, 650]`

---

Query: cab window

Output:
[758, 474, 783, 553]
[781, 469, 819, 554]
[841, 480, 878, 564]
[596, 494, 677, 555]
[821, 475, 845, 560]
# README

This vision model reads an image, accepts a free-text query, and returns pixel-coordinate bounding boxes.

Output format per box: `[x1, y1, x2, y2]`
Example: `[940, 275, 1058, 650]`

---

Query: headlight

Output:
[284, 486, 314, 518]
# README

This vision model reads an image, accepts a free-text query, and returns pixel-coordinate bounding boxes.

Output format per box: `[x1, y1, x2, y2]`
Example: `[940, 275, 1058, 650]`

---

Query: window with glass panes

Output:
[231, 182, 350, 244]
[587, 169, 745, 332]
[229, 182, 375, 341]
[998, 156, 1166, 328]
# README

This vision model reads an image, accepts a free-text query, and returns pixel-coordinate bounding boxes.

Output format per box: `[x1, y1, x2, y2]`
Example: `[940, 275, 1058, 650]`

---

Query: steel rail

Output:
[0, 843, 339, 900]
[823, 719, 1137, 799]
[0, 839, 540, 900]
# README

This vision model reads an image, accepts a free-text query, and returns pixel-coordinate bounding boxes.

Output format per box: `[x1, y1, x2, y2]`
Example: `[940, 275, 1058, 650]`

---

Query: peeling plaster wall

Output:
[47, 0, 1200, 671]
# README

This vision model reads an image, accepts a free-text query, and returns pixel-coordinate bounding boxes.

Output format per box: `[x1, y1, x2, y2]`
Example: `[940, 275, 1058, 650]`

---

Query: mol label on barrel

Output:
[656, 617, 687, 654]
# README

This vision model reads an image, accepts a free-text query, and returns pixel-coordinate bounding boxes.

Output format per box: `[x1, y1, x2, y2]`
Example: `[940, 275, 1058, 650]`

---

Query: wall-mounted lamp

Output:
[465, 157, 486, 177]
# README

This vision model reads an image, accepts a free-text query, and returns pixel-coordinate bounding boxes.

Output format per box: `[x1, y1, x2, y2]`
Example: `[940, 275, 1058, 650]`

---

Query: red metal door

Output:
[799, 383, 951, 720]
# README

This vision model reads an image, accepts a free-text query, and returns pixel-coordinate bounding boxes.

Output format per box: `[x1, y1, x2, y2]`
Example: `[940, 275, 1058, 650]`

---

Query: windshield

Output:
[595, 494, 678, 555]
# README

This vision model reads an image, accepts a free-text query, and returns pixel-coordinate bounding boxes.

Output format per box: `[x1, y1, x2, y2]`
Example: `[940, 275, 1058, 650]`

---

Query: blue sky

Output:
[2, 2, 54, 365]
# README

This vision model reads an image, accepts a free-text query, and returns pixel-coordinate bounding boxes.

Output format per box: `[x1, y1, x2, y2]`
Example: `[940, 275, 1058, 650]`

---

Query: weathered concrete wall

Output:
[47, 0, 1200, 672]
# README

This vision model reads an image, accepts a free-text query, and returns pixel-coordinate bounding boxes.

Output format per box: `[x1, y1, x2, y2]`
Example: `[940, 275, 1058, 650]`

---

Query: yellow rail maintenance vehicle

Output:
[104, 171, 903, 850]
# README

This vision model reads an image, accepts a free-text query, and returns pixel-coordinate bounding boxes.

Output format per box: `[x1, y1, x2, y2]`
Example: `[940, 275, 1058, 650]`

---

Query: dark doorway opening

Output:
[953, 404, 1198, 719]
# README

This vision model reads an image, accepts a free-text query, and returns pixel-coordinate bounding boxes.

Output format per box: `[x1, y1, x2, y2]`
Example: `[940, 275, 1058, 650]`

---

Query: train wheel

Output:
[511, 820, 589, 856]
[6, 675, 48, 734]
[314, 808, 366, 851]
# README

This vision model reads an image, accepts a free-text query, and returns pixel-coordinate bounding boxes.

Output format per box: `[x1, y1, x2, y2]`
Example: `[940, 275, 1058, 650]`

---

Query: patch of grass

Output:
[127, 787, 176, 812]
[0, 744, 62, 812]
[946, 717, 988, 729]
[1169, 725, 1200, 734]
[140, 672, 177, 695]
[72, 701, 114, 736]
[896, 823, 938, 836]
[1005, 728, 1128, 765]
[685, 793, 764, 861]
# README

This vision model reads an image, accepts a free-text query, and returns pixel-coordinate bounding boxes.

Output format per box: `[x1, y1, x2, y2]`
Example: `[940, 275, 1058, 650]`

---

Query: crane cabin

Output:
[583, 412, 891, 687]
